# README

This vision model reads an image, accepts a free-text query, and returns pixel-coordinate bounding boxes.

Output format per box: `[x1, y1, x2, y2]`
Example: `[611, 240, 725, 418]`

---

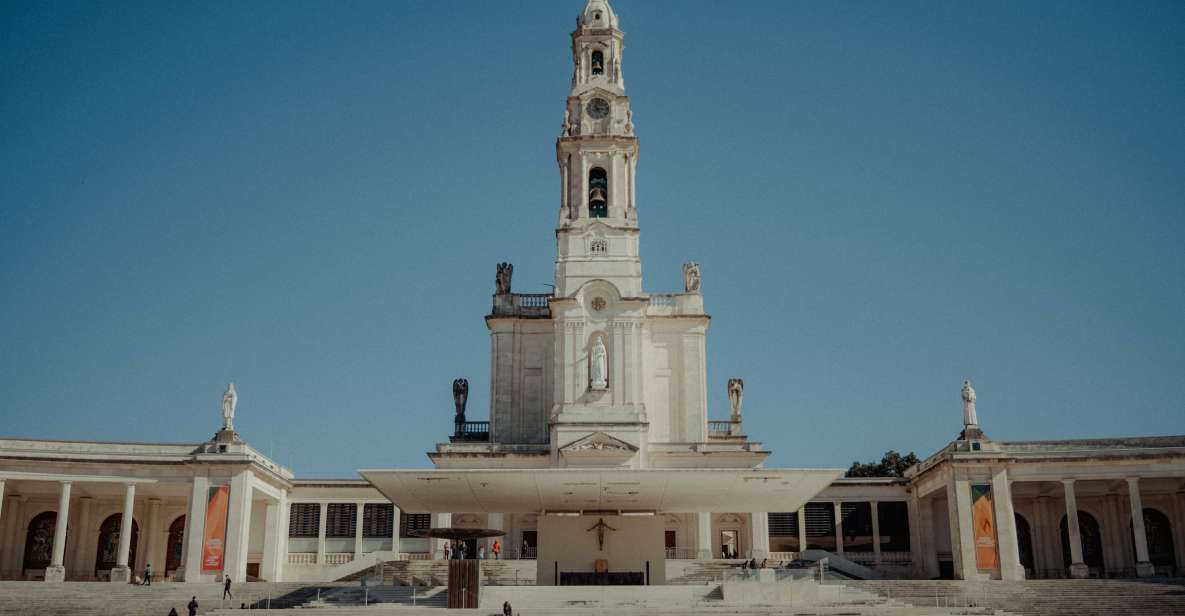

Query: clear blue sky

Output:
[2, 1, 1183, 478]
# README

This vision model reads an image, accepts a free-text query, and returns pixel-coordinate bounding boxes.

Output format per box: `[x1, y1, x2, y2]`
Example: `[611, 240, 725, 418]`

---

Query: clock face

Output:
[587, 98, 610, 119]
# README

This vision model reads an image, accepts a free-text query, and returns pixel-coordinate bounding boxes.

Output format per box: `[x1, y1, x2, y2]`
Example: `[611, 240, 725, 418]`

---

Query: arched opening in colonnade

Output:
[1014, 513, 1034, 573]
[1060, 511, 1104, 573]
[22, 511, 57, 572]
[1129, 508, 1176, 572]
[166, 515, 186, 574]
[94, 513, 138, 577]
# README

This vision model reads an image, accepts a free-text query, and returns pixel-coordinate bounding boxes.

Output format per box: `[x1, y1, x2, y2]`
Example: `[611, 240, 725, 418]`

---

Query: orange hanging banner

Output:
[200, 485, 231, 573]
[970, 484, 998, 571]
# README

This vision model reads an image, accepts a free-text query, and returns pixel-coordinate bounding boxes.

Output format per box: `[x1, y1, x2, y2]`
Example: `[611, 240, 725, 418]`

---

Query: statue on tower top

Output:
[221, 383, 237, 431]
[495, 262, 513, 295]
[961, 379, 978, 428]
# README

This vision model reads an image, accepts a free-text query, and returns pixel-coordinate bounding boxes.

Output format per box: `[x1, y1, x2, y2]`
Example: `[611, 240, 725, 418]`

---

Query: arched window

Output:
[95, 513, 139, 576]
[1060, 511, 1104, 572]
[589, 168, 608, 218]
[23, 511, 57, 571]
[1130, 508, 1177, 571]
[591, 51, 604, 76]
[166, 515, 186, 573]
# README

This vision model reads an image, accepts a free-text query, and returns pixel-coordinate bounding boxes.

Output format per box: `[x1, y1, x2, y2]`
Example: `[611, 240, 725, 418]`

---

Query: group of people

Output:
[440, 538, 522, 560]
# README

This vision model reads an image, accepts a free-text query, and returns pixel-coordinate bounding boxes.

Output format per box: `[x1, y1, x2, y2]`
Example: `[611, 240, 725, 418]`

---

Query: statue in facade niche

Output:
[961, 379, 978, 427]
[727, 378, 744, 421]
[495, 262, 513, 294]
[453, 378, 469, 422]
[683, 262, 701, 293]
[590, 337, 608, 390]
[563, 109, 572, 136]
[221, 383, 237, 431]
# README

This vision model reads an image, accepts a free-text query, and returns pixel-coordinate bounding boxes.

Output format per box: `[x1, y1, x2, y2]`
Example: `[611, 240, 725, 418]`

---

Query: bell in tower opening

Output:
[589, 168, 608, 218]
[591, 50, 604, 76]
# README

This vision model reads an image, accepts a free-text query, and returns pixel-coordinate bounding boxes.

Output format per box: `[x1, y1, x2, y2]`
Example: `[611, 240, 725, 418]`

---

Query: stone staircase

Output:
[666, 558, 747, 584]
[850, 578, 1185, 616]
[0, 581, 310, 615]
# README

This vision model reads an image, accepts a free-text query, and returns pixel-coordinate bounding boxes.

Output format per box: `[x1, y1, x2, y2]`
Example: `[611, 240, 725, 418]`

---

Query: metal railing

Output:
[665, 547, 699, 559]
[451, 420, 490, 442]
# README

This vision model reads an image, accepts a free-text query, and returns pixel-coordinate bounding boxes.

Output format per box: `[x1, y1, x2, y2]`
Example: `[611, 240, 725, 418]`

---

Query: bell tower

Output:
[555, 0, 641, 298]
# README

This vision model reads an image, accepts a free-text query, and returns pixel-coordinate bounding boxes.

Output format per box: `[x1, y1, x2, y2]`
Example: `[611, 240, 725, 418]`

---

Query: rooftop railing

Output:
[492, 293, 552, 318]
[708, 419, 741, 437]
[450, 420, 490, 442]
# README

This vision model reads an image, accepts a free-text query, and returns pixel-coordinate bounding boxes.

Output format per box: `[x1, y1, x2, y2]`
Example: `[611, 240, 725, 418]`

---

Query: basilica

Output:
[1, 0, 1182, 589]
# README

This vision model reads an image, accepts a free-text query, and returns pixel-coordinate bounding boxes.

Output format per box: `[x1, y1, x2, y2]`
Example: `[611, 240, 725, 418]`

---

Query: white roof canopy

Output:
[357, 468, 844, 514]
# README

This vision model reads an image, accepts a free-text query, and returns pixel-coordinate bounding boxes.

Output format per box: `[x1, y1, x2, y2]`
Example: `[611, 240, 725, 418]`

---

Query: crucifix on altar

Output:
[586, 517, 617, 551]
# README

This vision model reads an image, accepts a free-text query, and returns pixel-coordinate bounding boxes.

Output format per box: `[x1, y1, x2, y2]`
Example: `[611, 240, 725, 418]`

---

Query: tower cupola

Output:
[579, 0, 619, 30]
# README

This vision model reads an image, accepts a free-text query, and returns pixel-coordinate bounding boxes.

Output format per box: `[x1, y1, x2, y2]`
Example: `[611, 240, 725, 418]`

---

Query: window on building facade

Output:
[289, 503, 320, 538]
[877, 501, 910, 552]
[400, 513, 431, 538]
[768, 512, 799, 537]
[841, 502, 874, 552]
[325, 503, 356, 538]
[362, 503, 394, 538]
[804, 502, 836, 551]
[590, 238, 607, 255]
[589, 168, 608, 218]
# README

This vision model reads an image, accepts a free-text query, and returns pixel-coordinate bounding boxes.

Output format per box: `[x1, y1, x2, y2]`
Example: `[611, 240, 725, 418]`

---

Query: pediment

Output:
[579, 87, 619, 101]
[560, 431, 638, 454]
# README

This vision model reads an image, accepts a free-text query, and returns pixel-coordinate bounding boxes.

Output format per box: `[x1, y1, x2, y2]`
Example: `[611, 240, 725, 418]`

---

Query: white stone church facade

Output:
[1, 0, 1183, 587]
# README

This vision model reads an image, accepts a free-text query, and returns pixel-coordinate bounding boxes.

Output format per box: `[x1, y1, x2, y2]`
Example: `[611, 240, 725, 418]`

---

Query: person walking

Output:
[502, 600, 513, 616]
[187, 597, 199, 616]
[492, 540, 501, 560]
[143, 562, 152, 585]
[521, 539, 529, 559]
[223, 576, 233, 600]
[478, 545, 486, 560]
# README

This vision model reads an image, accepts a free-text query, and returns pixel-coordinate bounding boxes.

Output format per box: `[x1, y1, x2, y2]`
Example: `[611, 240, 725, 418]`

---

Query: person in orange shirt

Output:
[492, 540, 501, 560]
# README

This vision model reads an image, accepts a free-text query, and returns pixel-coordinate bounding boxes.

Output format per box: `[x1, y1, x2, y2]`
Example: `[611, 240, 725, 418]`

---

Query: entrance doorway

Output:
[166, 516, 185, 574]
[664, 530, 677, 558]
[521, 530, 537, 559]
[720, 530, 739, 559]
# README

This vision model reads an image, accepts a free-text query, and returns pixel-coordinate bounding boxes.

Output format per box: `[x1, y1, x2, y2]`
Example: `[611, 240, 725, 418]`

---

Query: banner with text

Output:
[200, 485, 231, 573]
[970, 483, 998, 571]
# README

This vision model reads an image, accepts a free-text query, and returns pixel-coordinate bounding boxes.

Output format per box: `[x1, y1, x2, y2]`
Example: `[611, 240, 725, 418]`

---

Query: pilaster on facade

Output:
[990, 469, 1024, 580]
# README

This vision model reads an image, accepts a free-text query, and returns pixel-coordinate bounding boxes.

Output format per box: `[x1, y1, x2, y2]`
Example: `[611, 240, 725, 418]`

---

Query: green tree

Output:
[844, 450, 919, 478]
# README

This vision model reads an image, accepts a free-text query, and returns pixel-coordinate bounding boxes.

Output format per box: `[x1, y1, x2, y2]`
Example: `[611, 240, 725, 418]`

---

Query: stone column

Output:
[391, 505, 402, 555]
[797, 507, 808, 554]
[260, 500, 282, 581]
[870, 500, 882, 566]
[1173, 490, 1185, 577]
[2, 495, 22, 577]
[991, 469, 1024, 580]
[316, 502, 328, 565]
[433, 513, 451, 559]
[179, 475, 209, 582]
[1033, 495, 1052, 574]
[145, 498, 161, 581]
[917, 496, 939, 578]
[354, 502, 366, 559]
[486, 512, 503, 558]
[45, 481, 72, 582]
[952, 478, 980, 580]
[0, 479, 5, 525]
[1062, 480, 1089, 578]
[696, 512, 712, 559]
[223, 470, 254, 582]
[833, 501, 844, 554]
[1127, 477, 1156, 577]
[748, 512, 769, 560]
[109, 483, 136, 582]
